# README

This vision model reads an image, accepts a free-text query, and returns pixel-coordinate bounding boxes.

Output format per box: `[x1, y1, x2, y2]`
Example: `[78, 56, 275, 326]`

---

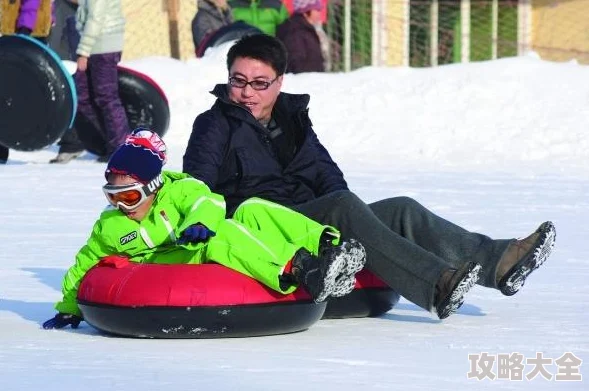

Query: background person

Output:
[0, 0, 54, 164]
[276, 0, 326, 73]
[61, 0, 129, 163]
[48, 0, 87, 163]
[229, 0, 288, 36]
[191, 0, 233, 51]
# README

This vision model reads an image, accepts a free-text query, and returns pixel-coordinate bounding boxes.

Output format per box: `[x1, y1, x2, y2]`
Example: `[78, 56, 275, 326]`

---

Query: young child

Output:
[230, 0, 289, 36]
[63, 0, 128, 163]
[43, 129, 366, 329]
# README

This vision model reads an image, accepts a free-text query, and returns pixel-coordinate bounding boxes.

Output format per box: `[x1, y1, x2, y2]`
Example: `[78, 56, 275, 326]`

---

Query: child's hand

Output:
[42, 313, 83, 329]
[77, 56, 88, 71]
[177, 224, 216, 245]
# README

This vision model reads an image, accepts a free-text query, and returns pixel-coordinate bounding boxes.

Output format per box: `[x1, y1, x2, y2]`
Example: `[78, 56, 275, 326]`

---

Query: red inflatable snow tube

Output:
[77, 259, 399, 339]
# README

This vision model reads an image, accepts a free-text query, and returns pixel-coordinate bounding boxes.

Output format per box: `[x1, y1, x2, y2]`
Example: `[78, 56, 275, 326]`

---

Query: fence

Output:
[3, 0, 585, 67]
[121, 0, 196, 61]
[324, 0, 589, 70]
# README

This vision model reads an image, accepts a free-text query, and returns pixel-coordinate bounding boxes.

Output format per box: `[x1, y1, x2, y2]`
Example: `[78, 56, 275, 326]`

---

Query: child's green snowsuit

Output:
[56, 171, 339, 316]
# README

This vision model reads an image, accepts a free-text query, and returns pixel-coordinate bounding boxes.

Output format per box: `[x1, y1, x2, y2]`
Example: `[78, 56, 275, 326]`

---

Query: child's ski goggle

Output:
[102, 182, 154, 210]
[103, 174, 163, 210]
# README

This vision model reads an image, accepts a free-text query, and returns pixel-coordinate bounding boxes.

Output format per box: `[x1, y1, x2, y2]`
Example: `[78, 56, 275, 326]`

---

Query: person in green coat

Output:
[42, 128, 366, 329]
[229, 0, 288, 36]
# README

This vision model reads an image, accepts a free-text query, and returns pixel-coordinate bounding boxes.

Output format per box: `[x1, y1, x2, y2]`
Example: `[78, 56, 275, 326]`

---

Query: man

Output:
[182, 34, 556, 320]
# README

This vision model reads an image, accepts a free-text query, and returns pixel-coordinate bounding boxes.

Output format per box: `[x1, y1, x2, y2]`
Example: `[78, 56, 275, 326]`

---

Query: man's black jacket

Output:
[183, 84, 348, 214]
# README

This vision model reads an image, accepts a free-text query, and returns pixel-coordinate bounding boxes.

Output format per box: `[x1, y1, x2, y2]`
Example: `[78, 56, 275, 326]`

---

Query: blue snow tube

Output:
[0, 34, 76, 150]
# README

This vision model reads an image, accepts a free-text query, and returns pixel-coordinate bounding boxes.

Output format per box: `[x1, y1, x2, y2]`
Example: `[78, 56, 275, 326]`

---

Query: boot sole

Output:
[437, 263, 482, 319]
[498, 222, 556, 296]
[329, 239, 367, 298]
[331, 274, 357, 298]
[314, 253, 347, 303]
[314, 240, 368, 302]
[341, 239, 367, 275]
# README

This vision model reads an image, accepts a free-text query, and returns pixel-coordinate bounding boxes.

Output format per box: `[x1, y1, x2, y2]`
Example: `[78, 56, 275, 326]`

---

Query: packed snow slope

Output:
[1, 44, 587, 390]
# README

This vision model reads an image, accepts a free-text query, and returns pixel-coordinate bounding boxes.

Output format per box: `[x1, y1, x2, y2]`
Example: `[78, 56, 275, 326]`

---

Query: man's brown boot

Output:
[434, 262, 482, 319]
[496, 221, 556, 296]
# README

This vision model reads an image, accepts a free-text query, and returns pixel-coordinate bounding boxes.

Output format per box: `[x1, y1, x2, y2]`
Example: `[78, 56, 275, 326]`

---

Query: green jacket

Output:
[56, 171, 225, 316]
[230, 0, 288, 36]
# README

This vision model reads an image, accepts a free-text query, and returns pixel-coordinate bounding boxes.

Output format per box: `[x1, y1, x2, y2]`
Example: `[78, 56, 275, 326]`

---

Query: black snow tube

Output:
[76, 66, 170, 156]
[323, 269, 400, 319]
[0, 34, 76, 151]
[196, 21, 263, 58]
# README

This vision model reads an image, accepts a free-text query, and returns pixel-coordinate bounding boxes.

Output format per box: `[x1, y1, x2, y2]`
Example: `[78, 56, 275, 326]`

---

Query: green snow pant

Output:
[155, 198, 339, 294]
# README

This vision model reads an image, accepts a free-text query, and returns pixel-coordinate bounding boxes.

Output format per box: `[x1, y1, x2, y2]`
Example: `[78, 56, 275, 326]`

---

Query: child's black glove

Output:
[42, 313, 83, 329]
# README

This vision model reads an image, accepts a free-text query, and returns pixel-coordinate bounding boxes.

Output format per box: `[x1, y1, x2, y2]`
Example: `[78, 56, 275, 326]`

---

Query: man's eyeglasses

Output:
[228, 76, 278, 91]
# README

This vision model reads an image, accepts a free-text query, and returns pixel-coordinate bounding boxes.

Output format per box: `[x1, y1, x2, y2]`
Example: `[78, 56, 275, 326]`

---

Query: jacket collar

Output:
[210, 83, 311, 122]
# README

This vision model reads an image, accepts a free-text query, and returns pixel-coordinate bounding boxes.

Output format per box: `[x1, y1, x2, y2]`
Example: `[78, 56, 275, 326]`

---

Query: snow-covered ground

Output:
[1, 44, 587, 390]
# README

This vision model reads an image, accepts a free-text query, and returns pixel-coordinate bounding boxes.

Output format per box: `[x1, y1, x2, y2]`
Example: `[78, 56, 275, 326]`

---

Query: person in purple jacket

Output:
[276, 0, 325, 73]
[6, 0, 54, 42]
[182, 34, 557, 320]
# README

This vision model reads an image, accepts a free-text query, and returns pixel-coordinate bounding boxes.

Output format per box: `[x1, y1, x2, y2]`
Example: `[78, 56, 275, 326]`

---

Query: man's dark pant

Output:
[291, 190, 511, 311]
[74, 52, 129, 155]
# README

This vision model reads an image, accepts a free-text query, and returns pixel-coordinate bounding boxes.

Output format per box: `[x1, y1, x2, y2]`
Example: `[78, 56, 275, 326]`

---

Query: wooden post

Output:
[402, 0, 410, 67]
[430, 0, 439, 66]
[371, 0, 382, 66]
[343, 0, 351, 72]
[491, 0, 498, 59]
[517, 0, 532, 56]
[167, 0, 180, 59]
[460, 0, 470, 63]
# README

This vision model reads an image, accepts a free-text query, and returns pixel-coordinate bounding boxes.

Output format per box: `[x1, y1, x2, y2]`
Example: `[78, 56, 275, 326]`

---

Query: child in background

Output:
[229, 0, 288, 36]
[70, 0, 128, 163]
[43, 129, 366, 329]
